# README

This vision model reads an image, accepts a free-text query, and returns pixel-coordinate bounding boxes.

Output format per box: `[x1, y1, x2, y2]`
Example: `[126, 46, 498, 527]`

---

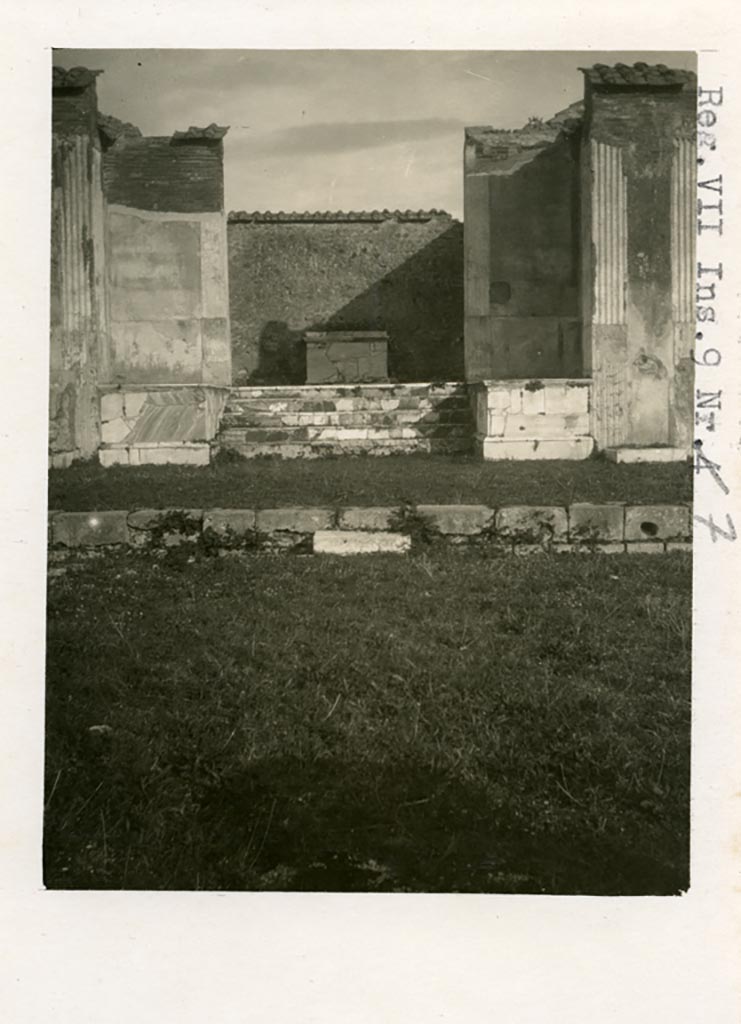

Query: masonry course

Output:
[49, 503, 692, 554]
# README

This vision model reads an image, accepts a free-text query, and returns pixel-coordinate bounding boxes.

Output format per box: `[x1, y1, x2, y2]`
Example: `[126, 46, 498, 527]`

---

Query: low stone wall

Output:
[216, 382, 473, 458]
[49, 502, 692, 555]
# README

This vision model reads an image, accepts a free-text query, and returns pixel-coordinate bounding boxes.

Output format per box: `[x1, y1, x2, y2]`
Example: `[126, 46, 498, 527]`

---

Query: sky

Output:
[56, 50, 696, 219]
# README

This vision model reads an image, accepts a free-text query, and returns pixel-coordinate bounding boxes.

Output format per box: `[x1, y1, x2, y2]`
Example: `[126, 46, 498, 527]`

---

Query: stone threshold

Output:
[48, 502, 693, 555]
[604, 447, 691, 464]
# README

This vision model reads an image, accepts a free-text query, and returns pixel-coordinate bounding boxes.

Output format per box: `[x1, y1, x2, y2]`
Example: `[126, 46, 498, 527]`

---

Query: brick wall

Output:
[227, 213, 464, 384]
[103, 137, 224, 212]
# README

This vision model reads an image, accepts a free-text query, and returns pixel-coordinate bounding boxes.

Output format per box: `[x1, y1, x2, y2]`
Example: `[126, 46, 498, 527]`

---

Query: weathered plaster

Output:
[107, 205, 231, 386]
[464, 110, 583, 381]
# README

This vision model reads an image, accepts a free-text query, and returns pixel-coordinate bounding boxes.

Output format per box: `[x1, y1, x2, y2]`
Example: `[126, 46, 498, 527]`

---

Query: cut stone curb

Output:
[568, 502, 625, 543]
[495, 505, 569, 544]
[52, 511, 129, 547]
[203, 509, 257, 536]
[625, 505, 691, 542]
[337, 506, 396, 531]
[415, 504, 494, 535]
[255, 508, 335, 533]
[313, 530, 411, 555]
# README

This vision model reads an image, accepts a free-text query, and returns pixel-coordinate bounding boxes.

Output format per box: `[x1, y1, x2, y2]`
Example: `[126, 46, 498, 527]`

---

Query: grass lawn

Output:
[48, 453, 693, 511]
[44, 547, 691, 894]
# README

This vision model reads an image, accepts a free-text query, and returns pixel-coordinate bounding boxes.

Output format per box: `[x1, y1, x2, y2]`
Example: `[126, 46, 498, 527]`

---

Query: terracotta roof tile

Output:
[580, 62, 696, 89]
[53, 66, 103, 90]
[227, 209, 453, 223]
[171, 123, 229, 141]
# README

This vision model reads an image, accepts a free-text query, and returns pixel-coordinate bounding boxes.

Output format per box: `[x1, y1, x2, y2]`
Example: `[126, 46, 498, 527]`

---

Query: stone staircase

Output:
[215, 383, 473, 458]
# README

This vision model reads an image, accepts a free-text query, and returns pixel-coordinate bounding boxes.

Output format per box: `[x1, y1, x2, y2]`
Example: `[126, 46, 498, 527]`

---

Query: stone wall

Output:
[227, 211, 463, 384]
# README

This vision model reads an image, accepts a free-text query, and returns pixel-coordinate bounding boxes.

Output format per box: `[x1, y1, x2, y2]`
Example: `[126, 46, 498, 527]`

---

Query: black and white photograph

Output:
[43, 48, 699, 896]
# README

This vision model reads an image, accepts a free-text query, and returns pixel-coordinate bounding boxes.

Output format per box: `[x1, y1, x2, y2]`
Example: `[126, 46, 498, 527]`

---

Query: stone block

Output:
[569, 503, 625, 543]
[480, 437, 594, 461]
[544, 383, 590, 416]
[484, 386, 522, 415]
[338, 507, 396, 531]
[256, 508, 335, 533]
[128, 508, 202, 528]
[416, 504, 494, 536]
[502, 413, 590, 438]
[99, 447, 130, 467]
[203, 509, 257, 536]
[100, 391, 124, 422]
[520, 387, 546, 415]
[625, 505, 691, 542]
[127, 508, 203, 547]
[313, 530, 410, 555]
[626, 542, 667, 554]
[52, 511, 129, 547]
[605, 447, 690, 464]
[50, 451, 77, 469]
[488, 414, 506, 436]
[667, 542, 693, 553]
[495, 506, 568, 544]
[136, 443, 210, 466]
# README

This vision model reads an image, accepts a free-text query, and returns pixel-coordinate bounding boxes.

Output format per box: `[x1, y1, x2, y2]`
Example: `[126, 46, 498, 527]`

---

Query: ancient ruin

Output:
[49, 61, 696, 467]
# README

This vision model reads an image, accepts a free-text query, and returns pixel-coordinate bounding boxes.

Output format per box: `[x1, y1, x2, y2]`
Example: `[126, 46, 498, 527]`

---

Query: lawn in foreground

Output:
[48, 452, 693, 511]
[44, 549, 691, 894]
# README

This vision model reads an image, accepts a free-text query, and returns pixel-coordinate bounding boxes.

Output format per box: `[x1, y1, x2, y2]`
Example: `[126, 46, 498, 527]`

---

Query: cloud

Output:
[239, 117, 464, 159]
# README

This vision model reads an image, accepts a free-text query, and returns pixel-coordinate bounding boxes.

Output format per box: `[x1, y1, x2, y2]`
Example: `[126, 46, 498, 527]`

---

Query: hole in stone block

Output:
[640, 521, 659, 537]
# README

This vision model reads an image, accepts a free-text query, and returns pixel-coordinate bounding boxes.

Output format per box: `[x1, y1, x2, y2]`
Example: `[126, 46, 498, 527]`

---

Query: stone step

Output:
[219, 423, 472, 444]
[228, 384, 467, 399]
[224, 396, 471, 414]
[217, 437, 471, 459]
[220, 410, 472, 430]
